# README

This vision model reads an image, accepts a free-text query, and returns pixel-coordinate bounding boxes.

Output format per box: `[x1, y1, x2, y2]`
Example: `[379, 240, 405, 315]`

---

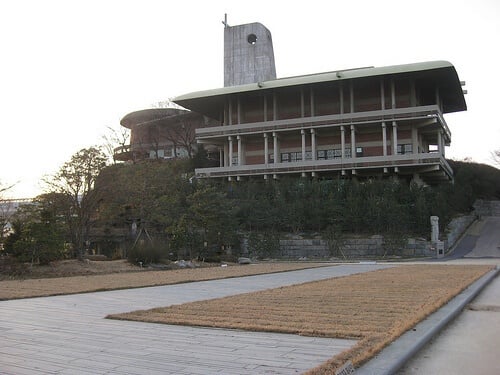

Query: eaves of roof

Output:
[173, 61, 466, 118]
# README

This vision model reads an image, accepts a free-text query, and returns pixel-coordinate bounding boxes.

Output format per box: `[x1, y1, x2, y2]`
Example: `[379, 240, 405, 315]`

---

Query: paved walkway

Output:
[0, 264, 390, 375]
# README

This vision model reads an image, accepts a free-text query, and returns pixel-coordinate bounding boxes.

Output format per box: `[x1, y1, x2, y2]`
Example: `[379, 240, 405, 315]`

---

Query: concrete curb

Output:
[356, 266, 500, 375]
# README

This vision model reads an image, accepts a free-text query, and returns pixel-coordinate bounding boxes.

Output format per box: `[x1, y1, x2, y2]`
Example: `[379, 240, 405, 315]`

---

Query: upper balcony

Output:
[195, 105, 450, 144]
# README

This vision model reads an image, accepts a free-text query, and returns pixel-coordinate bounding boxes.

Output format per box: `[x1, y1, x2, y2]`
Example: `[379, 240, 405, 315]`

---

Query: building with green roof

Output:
[173, 21, 466, 184]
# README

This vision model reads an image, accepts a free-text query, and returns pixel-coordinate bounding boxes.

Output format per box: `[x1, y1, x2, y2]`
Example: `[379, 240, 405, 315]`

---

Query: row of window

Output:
[149, 148, 189, 159]
[278, 148, 357, 162]
[229, 144, 415, 165]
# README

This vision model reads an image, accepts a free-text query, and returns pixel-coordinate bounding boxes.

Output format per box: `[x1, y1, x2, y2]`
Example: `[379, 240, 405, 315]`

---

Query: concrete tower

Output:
[223, 21, 276, 87]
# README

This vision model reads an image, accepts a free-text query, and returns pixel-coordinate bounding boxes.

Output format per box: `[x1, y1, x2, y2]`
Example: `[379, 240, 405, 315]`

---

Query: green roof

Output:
[173, 61, 466, 119]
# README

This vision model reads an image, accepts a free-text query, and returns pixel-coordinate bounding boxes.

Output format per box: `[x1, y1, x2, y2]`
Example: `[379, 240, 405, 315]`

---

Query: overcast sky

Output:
[1, 0, 499, 198]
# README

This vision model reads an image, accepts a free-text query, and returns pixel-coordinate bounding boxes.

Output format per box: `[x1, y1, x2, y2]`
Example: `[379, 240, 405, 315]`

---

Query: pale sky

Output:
[1, 0, 499, 198]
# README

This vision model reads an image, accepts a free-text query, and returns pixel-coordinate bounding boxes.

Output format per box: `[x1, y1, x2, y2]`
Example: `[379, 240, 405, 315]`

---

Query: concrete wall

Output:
[279, 236, 434, 259]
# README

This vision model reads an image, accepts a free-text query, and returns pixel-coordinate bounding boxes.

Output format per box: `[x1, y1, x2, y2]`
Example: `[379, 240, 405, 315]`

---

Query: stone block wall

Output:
[279, 236, 434, 259]
[279, 239, 328, 258]
[473, 200, 500, 217]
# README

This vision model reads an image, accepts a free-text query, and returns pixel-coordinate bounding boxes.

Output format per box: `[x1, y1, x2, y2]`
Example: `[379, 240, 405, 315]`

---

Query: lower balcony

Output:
[195, 153, 453, 184]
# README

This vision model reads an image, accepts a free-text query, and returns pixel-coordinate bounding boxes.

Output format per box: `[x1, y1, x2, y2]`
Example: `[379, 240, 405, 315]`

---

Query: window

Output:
[397, 144, 413, 155]
[247, 34, 257, 45]
[356, 147, 363, 157]
[290, 152, 301, 162]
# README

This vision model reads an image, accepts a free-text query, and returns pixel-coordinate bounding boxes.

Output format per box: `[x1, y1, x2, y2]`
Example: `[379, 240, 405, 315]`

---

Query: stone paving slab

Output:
[0, 264, 390, 374]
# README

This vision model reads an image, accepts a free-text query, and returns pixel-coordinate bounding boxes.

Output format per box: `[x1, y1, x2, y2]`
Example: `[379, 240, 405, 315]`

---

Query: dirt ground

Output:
[108, 264, 493, 374]
[0, 259, 144, 280]
[0, 260, 327, 300]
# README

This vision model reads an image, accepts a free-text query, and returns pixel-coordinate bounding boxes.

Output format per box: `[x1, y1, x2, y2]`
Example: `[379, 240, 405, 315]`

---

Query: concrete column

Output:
[228, 136, 233, 166]
[263, 95, 268, 122]
[301, 129, 306, 161]
[339, 84, 344, 114]
[228, 100, 233, 125]
[219, 147, 224, 167]
[380, 79, 385, 110]
[237, 97, 241, 124]
[273, 132, 279, 163]
[340, 125, 346, 159]
[382, 122, 387, 156]
[237, 135, 243, 165]
[441, 131, 446, 157]
[391, 79, 396, 109]
[223, 142, 229, 166]
[392, 121, 398, 155]
[300, 90, 305, 118]
[437, 130, 444, 156]
[310, 87, 315, 117]
[350, 125, 356, 158]
[273, 93, 277, 121]
[349, 81, 354, 113]
[412, 126, 418, 154]
[264, 133, 269, 165]
[311, 129, 317, 160]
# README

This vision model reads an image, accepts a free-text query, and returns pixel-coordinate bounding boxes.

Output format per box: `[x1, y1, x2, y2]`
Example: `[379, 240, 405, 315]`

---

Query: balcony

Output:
[195, 152, 453, 183]
[196, 105, 450, 143]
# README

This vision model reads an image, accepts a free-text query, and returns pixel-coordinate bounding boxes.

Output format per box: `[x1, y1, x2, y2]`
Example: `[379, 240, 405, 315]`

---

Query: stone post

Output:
[430, 216, 444, 258]
[430, 216, 439, 242]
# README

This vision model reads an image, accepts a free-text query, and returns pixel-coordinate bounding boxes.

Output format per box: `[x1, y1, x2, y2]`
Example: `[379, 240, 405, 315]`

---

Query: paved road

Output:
[395, 216, 500, 375]
[0, 264, 390, 375]
[398, 267, 500, 375]
[464, 217, 500, 258]
[358, 214, 500, 375]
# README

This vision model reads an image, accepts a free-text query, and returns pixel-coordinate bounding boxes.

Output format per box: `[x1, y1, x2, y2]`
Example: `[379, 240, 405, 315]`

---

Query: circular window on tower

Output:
[247, 33, 257, 45]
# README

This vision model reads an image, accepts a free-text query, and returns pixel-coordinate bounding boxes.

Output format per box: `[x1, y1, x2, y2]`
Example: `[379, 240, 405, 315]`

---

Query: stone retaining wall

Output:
[473, 200, 500, 217]
[279, 236, 433, 259]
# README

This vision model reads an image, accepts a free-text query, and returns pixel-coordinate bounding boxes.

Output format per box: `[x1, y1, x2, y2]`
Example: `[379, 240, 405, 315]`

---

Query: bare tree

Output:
[0, 181, 16, 196]
[43, 147, 108, 259]
[0, 181, 16, 244]
[101, 126, 130, 164]
[163, 118, 196, 159]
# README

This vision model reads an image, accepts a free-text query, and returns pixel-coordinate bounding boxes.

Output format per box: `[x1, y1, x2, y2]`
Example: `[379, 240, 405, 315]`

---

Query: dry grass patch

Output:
[0, 262, 327, 300]
[109, 264, 493, 374]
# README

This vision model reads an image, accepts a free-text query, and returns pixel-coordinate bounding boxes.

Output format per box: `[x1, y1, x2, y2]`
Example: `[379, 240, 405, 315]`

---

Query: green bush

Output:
[127, 242, 166, 265]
